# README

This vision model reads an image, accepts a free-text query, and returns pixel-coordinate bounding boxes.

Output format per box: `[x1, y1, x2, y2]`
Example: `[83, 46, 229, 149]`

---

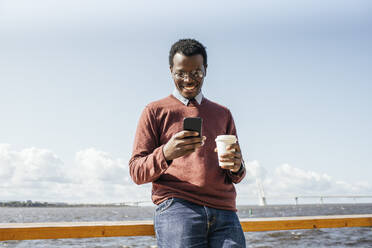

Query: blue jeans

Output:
[154, 198, 246, 248]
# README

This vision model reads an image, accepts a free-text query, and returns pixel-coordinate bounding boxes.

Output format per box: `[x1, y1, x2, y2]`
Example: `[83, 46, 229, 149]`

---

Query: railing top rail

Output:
[0, 220, 153, 228]
[1, 214, 372, 241]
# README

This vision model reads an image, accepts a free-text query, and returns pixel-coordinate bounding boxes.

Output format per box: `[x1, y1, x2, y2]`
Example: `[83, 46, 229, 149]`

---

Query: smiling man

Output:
[129, 39, 246, 247]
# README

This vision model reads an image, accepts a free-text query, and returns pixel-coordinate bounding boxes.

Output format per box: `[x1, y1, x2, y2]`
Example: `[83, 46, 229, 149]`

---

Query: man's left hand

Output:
[215, 143, 242, 173]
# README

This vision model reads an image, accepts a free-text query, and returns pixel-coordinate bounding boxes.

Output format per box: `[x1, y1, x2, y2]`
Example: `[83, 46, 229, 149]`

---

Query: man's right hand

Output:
[163, 131, 206, 161]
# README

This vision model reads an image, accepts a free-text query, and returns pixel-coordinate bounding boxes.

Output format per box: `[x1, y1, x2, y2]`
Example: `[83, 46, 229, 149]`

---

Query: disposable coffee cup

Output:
[215, 135, 237, 166]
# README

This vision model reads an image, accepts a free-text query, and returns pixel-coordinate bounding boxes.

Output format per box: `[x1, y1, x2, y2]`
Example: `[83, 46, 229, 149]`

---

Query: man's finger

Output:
[220, 165, 238, 170]
[175, 131, 199, 139]
[219, 157, 234, 162]
[227, 143, 241, 152]
[234, 158, 242, 165]
[179, 137, 203, 145]
[181, 143, 202, 150]
[219, 153, 236, 159]
[220, 157, 241, 164]
[234, 153, 242, 159]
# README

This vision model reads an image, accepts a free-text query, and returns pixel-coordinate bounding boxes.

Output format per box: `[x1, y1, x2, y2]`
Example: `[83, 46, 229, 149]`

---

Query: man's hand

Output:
[163, 131, 206, 161]
[215, 143, 242, 173]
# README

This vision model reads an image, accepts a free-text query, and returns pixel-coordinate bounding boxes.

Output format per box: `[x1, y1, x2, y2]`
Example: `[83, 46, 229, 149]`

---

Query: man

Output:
[129, 39, 246, 247]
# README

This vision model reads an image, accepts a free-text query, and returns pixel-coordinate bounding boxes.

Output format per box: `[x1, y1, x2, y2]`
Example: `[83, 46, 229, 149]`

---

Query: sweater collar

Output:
[172, 88, 203, 106]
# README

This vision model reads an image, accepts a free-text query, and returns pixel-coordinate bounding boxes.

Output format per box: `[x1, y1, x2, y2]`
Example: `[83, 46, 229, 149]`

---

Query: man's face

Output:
[170, 53, 207, 99]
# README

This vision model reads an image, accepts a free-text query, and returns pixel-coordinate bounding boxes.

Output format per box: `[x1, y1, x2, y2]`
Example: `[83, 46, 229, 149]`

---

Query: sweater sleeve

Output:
[128, 106, 170, 185]
[225, 109, 246, 184]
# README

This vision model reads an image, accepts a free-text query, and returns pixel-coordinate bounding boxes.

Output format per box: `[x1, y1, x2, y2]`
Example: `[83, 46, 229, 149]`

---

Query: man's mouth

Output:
[183, 85, 198, 91]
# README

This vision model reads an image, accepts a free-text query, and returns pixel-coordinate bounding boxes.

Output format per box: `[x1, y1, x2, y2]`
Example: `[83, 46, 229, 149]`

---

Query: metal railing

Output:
[1, 214, 372, 241]
[294, 195, 372, 204]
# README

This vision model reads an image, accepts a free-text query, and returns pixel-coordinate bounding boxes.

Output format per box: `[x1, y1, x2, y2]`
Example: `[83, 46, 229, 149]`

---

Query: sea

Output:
[1, 203, 372, 248]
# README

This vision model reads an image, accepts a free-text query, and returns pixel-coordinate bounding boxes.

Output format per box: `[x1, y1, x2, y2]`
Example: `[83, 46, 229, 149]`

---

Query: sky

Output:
[1, 0, 371, 205]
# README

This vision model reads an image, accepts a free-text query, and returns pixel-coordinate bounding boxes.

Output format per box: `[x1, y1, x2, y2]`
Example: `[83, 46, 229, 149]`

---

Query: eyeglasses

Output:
[173, 69, 204, 81]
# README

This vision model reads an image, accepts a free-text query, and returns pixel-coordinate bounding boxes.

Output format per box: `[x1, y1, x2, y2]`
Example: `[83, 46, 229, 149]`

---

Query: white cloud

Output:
[244, 160, 267, 183]
[72, 148, 128, 184]
[1, 144, 371, 205]
[0, 144, 66, 184]
[0, 144, 16, 180]
[236, 161, 372, 205]
[271, 163, 333, 194]
[0, 144, 151, 203]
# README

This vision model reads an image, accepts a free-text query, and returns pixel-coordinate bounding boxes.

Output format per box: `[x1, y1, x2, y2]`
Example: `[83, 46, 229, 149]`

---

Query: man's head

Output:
[169, 39, 208, 99]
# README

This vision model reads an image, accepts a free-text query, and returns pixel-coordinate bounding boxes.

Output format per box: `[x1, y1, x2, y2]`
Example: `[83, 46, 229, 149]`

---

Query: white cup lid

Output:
[215, 135, 237, 142]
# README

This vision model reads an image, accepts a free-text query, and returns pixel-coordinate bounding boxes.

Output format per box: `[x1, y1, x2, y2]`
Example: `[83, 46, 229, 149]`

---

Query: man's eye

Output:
[192, 70, 203, 77]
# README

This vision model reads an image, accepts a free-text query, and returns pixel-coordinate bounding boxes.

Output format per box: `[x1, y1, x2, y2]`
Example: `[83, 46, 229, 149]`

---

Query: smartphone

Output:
[183, 117, 202, 138]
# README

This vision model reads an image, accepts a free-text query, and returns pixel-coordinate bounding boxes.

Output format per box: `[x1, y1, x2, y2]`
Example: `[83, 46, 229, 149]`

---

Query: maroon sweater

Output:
[129, 95, 246, 211]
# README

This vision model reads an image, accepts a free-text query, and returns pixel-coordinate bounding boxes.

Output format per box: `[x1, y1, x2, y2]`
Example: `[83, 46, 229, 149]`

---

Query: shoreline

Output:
[1, 202, 372, 208]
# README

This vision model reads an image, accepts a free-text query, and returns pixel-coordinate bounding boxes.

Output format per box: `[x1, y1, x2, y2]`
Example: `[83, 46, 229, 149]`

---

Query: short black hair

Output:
[169, 39, 207, 67]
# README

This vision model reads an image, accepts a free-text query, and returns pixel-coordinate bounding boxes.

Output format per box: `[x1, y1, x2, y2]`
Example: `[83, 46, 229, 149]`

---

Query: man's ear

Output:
[169, 66, 173, 73]
[204, 64, 208, 77]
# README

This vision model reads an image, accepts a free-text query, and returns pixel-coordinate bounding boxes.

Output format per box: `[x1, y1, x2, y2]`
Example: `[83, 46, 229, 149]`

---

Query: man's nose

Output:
[184, 74, 192, 83]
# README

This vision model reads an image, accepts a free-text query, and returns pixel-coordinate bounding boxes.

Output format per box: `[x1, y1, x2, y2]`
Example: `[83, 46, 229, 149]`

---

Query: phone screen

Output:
[183, 117, 202, 138]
